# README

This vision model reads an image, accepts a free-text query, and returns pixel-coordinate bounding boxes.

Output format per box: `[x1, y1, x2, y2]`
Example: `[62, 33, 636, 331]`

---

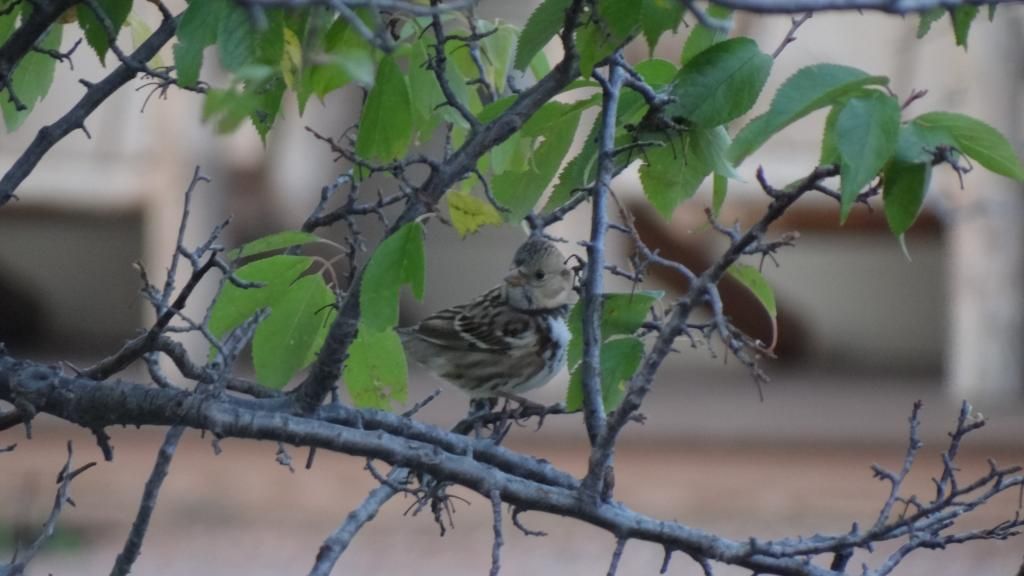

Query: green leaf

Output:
[663, 38, 770, 127]
[639, 143, 698, 217]
[951, 5, 979, 49]
[600, 0, 643, 39]
[835, 91, 901, 221]
[729, 64, 889, 165]
[173, 41, 205, 88]
[343, 327, 408, 410]
[531, 107, 584, 176]
[252, 274, 336, 389]
[447, 191, 504, 237]
[217, 3, 257, 71]
[727, 263, 776, 318]
[355, 55, 412, 162]
[913, 111, 1024, 181]
[567, 291, 662, 370]
[1, 21, 62, 132]
[893, 121, 955, 164]
[359, 222, 425, 331]
[202, 83, 266, 133]
[127, 13, 163, 67]
[481, 23, 517, 93]
[521, 97, 595, 137]
[883, 161, 932, 236]
[679, 4, 733, 66]
[916, 7, 944, 38]
[208, 254, 313, 341]
[0, 3, 19, 45]
[565, 337, 644, 413]
[312, 13, 376, 99]
[500, 105, 585, 219]
[248, 73, 286, 140]
[712, 172, 728, 217]
[632, 58, 679, 88]
[229, 230, 321, 260]
[819, 103, 843, 166]
[635, 127, 735, 218]
[528, 48, 552, 80]
[491, 169, 541, 220]
[408, 40, 444, 139]
[178, 0, 228, 46]
[514, 0, 571, 70]
[485, 131, 529, 175]
[641, 0, 683, 55]
[578, 0, 641, 77]
[77, 0, 132, 64]
[545, 60, 673, 211]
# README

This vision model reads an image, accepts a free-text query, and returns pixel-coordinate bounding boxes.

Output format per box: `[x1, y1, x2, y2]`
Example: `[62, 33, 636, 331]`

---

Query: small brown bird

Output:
[398, 237, 574, 400]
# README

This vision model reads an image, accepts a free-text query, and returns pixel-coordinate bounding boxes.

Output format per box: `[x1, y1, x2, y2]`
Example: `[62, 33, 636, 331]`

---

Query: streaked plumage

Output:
[398, 237, 573, 398]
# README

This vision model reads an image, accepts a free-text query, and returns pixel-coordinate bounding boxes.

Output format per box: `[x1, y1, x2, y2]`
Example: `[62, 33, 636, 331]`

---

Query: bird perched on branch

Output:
[398, 236, 574, 402]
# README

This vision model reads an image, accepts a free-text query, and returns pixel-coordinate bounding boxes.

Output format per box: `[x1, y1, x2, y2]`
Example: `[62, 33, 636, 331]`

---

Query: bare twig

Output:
[109, 426, 185, 576]
[428, 0, 481, 130]
[772, 12, 813, 58]
[607, 538, 627, 576]
[308, 471, 402, 576]
[489, 490, 504, 576]
[83, 169, 218, 380]
[1, 441, 87, 576]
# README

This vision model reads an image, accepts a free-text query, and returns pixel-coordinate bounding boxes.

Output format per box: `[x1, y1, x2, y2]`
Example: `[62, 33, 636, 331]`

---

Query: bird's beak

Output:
[504, 271, 526, 287]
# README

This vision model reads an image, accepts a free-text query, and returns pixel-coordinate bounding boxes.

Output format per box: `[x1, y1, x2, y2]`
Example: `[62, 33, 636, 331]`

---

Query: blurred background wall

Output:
[2, 3, 1023, 575]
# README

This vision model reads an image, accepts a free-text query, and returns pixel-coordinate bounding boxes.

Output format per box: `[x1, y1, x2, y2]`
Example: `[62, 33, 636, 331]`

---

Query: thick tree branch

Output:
[5, 353, 1020, 576]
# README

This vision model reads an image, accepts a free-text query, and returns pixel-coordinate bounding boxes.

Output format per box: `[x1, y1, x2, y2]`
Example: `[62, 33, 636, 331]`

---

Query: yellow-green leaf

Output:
[281, 27, 302, 90]
[447, 191, 503, 237]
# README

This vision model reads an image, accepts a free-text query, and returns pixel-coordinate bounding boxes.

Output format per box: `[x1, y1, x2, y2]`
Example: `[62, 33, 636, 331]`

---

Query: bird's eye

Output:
[534, 271, 546, 281]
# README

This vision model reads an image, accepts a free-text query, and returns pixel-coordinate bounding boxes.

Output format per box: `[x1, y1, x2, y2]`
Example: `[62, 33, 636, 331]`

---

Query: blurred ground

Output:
[2, 370, 1023, 576]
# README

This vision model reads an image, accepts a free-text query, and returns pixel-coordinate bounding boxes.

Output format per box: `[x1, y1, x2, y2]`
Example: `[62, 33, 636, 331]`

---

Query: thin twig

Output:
[607, 538, 627, 576]
[109, 426, 185, 576]
[771, 12, 813, 58]
[489, 490, 504, 576]
[1, 441, 86, 576]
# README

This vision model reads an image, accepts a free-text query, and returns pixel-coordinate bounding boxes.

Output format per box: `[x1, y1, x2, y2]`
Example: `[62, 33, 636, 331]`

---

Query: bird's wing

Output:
[406, 286, 512, 351]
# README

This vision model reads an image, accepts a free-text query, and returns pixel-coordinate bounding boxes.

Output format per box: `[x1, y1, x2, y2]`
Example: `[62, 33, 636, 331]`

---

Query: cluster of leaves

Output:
[206, 0, 1022, 412]
[564, 291, 661, 412]
[205, 223, 426, 409]
[5, 0, 1022, 413]
[206, 231, 334, 390]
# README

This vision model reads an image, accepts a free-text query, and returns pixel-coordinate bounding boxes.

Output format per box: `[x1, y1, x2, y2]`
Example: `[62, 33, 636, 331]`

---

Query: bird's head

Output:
[503, 237, 574, 311]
